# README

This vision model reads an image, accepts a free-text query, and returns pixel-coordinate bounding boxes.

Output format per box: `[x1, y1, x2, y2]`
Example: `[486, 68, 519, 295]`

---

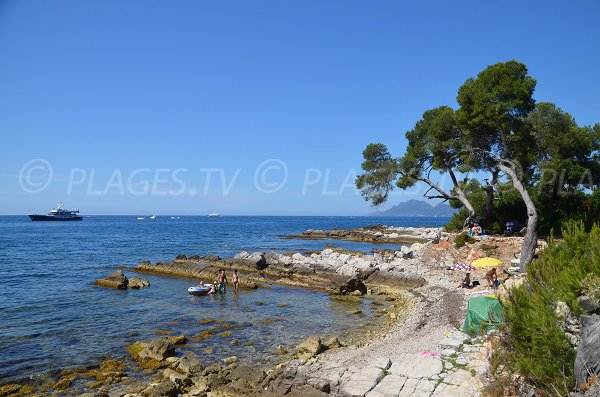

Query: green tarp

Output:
[462, 296, 504, 334]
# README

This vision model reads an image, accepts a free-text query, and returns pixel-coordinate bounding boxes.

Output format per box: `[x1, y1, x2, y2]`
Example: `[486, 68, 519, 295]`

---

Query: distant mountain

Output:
[370, 199, 456, 217]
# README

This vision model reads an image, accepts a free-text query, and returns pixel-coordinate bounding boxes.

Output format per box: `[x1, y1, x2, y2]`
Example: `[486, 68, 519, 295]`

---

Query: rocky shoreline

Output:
[284, 225, 442, 245]
[2, 226, 526, 397]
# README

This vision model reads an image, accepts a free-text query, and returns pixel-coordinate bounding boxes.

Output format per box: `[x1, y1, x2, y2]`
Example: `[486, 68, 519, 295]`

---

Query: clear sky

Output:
[1, 0, 599, 215]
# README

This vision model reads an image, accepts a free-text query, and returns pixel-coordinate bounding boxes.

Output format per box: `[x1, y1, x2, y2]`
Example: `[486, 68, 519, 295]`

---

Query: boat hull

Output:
[28, 215, 83, 221]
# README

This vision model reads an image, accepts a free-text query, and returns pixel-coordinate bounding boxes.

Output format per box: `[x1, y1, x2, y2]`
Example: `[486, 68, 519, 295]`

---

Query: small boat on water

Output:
[137, 217, 145, 220]
[207, 213, 219, 217]
[188, 284, 213, 295]
[28, 203, 83, 221]
[149, 215, 156, 219]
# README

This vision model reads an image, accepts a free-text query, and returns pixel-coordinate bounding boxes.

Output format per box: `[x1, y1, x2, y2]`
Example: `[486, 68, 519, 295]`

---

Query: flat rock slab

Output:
[389, 354, 443, 379]
[365, 374, 406, 397]
[340, 367, 386, 397]
[439, 332, 469, 349]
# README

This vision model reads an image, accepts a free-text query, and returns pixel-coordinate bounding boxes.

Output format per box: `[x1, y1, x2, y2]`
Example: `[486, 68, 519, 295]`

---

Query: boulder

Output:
[222, 356, 238, 365]
[138, 338, 177, 362]
[175, 254, 188, 262]
[140, 381, 178, 397]
[323, 336, 342, 350]
[579, 295, 600, 314]
[339, 277, 367, 295]
[128, 277, 150, 289]
[575, 315, 600, 386]
[173, 352, 203, 375]
[230, 364, 266, 387]
[555, 301, 571, 323]
[95, 270, 128, 289]
[162, 368, 192, 388]
[295, 336, 324, 358]
[255, 253, 268, 270]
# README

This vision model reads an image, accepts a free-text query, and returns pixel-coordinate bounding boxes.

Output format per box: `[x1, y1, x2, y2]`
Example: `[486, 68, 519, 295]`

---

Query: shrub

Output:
[454, 232, 475, 248]
[495, 222, 600, 396]
[580, 273, 600, 306]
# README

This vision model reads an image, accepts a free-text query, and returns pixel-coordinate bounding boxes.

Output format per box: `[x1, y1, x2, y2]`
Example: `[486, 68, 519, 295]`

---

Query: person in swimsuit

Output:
[216, 269, 228, 292]
[486, 268, 498, 288]
[232, 270, 240, 294]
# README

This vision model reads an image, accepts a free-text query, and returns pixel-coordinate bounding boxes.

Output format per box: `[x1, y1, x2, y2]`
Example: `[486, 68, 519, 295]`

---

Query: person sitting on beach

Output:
[461, 273, 472, 289]
[486, 268, 498, 288]
[232, 270, 240, 294]
[216, 269, 228, 292]
[468, 224, 482, 237]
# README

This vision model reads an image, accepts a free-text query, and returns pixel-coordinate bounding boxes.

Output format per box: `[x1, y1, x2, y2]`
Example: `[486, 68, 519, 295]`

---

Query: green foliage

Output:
[454, 232, 475, 248]
[580, 273, 600, 307]
[445, 208, 469, 231]
[355, 143, 399, 206]
[499, 223, 600, 395]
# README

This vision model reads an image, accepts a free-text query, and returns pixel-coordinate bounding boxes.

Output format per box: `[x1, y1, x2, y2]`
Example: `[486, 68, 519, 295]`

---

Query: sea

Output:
[0, 215, 448, 384]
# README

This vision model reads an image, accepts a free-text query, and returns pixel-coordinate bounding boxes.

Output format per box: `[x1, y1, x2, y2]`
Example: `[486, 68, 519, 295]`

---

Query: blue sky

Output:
[1, 0, 599, 215]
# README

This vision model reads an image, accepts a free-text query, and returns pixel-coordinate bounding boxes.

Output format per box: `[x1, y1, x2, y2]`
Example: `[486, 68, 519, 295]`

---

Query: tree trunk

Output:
[483, 170, 499, 221]
[448, 169, 476, 228]
[498, 162, 538, 271]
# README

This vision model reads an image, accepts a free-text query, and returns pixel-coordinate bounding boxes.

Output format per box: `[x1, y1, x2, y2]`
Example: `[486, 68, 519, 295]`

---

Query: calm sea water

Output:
[0, 215, 447, 383]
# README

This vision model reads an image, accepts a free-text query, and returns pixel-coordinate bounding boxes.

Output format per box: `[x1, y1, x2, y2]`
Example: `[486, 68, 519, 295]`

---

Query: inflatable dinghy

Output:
[188, 284, 212, 295]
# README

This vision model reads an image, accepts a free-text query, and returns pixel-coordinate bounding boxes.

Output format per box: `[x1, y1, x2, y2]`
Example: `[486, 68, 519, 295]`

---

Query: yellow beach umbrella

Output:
[472, 257, 503, 268]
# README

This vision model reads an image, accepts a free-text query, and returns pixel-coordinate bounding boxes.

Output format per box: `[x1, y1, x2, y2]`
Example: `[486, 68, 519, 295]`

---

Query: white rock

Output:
[365, 374, 406, 397]
[389, 354, 443, 379]
[339, 367, 386, 397]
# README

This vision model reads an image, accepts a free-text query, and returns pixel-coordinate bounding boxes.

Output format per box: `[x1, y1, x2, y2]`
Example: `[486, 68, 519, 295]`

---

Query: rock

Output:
[340, 367, 386, 397]
[230, 364, 266, 387]
[138, 338, 177, 362]
[255, 253, 268, 270]
[295, 336, 325, 358]
[575, 314, 600, 386]
[95, 270, 128, 289]
[163, 368, 192, 388]
[234, 251, 249, 259]
[173, 352, 203, 375]
[79, 393, 110, 397]
[223, 356, 238, 365]
[0, 385, 21, 396]
[175, 254, 188, 261]
[579, 295, 600, 313]
[323, 336, 342, 350]
[140, 381, 178, 397]
[340, 277, 367, 295]
[275, 345, 288, 355]
[555, 301, 571, 322]
[128, 277, 150, 289]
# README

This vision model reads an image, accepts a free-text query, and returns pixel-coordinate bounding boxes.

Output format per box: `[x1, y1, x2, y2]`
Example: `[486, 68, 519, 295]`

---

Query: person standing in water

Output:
[232, 270, 240, 294]
[216, 269, 228, 292]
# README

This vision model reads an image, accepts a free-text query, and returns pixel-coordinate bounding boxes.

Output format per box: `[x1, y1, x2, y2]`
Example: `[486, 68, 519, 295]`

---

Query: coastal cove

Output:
[0, 216, 447, 386]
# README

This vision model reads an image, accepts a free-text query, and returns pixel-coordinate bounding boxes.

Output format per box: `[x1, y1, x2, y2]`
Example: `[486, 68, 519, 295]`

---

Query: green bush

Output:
[580, 273, 600, 307]
[454, 232, 475, 248]
[497, 222, 600, 396]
